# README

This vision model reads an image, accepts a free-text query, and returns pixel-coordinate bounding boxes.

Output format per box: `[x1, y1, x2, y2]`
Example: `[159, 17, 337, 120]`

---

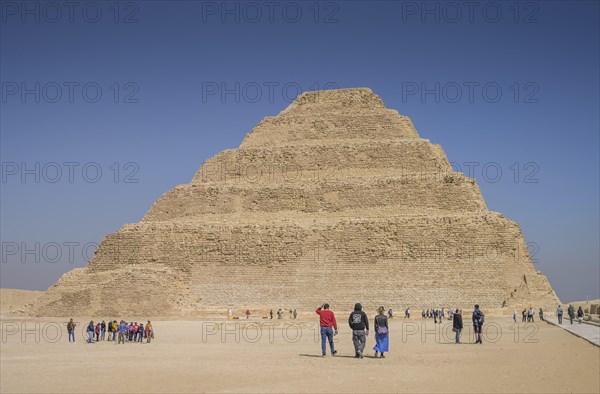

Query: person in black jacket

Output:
[452, 309, 464, 344]
[568, 305, 575, 324]
[577, 306, 584, 324]
[472, 305, 484, 344]
[86, 321, 94, 343]
[348, 303, 369, 358]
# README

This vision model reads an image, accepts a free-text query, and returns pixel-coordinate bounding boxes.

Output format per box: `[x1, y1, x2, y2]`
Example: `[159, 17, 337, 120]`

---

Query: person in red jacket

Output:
[316, 303, 338, 357]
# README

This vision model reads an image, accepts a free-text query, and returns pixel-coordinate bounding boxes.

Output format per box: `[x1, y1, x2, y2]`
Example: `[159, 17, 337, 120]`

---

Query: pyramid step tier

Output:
[29, 212, 556, 316]
[193, 138, 450, 184]
[144, 173, 486, 221]
[241, 110, 419, 147]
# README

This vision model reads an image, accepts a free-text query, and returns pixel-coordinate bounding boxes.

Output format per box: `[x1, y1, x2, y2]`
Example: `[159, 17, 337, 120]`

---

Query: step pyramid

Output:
[29, 88, 559, 317]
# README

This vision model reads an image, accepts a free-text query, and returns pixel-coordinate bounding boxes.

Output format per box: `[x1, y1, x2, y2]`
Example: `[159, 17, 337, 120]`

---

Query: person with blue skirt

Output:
[373, 306, 389, 358]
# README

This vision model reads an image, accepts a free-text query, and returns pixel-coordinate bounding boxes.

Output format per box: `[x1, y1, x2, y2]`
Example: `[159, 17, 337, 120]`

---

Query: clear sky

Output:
[1, 0, 598, 303]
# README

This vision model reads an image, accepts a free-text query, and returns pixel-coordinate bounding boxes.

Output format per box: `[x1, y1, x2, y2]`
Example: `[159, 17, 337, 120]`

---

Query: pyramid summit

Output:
[29, 88, 559, 317]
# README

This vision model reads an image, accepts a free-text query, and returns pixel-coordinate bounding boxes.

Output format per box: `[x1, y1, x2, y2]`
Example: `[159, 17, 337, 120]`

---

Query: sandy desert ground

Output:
[0, 289, 43, 313]
[1, 310, 599, 393]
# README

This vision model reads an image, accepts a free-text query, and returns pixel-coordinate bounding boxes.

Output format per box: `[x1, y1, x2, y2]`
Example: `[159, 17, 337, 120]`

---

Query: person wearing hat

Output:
[348, 303, 369, 358]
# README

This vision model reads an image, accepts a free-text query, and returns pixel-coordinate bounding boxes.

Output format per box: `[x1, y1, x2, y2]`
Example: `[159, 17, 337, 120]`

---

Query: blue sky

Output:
[1, 0, 598, 302]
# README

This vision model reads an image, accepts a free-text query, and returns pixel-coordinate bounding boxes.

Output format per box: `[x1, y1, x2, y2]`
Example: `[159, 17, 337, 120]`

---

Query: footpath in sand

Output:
[1, 315, 599, 393]
[546, 317, 600, 346]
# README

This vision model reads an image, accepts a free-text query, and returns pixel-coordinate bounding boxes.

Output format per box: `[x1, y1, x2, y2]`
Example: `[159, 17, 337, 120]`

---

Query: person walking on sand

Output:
[94, 322, 101, 342]
[539, 308, 544, 322]
[145, 321, 153, 343]
[472, 305, 484, 344]
[316, 303, 338, 357]
[101, 320, 106, 340]
[113, 320, 118, 341]
[556, 305, 564, 324]
[245, 309, 250, 319]
[277, 308, 283, 320]
[293, 308, 297, 319]
[107, 319, 113, 340]
[67, 319, 76, 343]
[87, 321, 95, 343]
[453, 309, 464, 343]
[118, 320, 126, 344]
[373, 306, 389, 358]
[269, 309, 273, 319]
[513, 309, 517, 323]
[138, 323, 144, 342]
[388, 308, 393, 319]
[577, 306, 584, 324]
[349, 303, 369, 358]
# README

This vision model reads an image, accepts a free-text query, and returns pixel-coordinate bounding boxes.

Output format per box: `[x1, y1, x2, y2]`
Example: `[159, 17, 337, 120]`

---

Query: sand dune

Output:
[0, 288, 44, 313]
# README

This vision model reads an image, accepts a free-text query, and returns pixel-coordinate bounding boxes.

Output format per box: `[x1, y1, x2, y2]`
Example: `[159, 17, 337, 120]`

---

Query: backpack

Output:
[375, 315, 388, 335]
[377, 326, 388, 335]
[476, 310, 484, 325]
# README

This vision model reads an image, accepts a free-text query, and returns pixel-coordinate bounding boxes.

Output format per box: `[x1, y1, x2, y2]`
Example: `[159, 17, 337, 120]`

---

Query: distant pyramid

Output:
[29, 88, 558, 317]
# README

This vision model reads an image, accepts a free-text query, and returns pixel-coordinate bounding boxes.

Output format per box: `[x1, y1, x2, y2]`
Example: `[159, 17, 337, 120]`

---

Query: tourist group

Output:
[316, 303, 485, 358]
[66, 319, 154, 344]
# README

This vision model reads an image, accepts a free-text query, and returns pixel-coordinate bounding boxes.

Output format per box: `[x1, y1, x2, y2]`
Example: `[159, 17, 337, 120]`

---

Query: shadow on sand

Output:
[299, 354, 378, 359]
